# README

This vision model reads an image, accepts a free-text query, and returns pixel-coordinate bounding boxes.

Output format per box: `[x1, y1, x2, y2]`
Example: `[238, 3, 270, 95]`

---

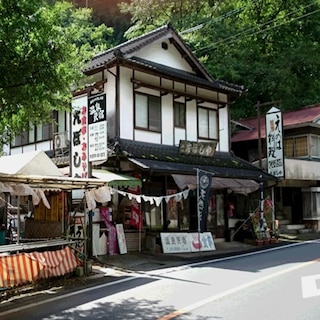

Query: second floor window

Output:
[135, 93, 161, 132]
[12, 111, 58, 147]
[174, 101, 186, 128]
[284, 135, 308, 157]
[198, 107, 218, 140]
[311, 135, 320, 158]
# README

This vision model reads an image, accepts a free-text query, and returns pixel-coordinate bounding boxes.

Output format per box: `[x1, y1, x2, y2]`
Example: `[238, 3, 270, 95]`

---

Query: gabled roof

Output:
[85, 24, 245, 97]
[113, 138, 276, 183]
[124, 57, 244, 96]
[232, 104, 320, 142]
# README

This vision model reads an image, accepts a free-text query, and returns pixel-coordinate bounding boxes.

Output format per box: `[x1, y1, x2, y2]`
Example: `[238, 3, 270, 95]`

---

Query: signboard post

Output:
[71, 95, 89, 178]
[88, 93, 108, 162]
[266, 107, 284, 178]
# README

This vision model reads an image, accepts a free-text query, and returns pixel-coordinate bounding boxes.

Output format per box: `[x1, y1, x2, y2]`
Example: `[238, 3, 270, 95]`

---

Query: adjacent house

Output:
[232, 104, 320, 233]
[9, 24, 276, 252]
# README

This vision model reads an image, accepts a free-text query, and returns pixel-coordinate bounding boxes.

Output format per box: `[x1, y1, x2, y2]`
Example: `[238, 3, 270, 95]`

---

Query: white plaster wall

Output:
[105, 67, 117, 139]
[9, 147, 23, 155]
[186, 99, 198, 142]
[135, 130, 161, 144]
[119, 68, 134, 140]
[174, 128, 186, 146]
[10, 141, 52, 155]
[136, 40, 194, 73]
[218, 105, 230, 152]
[161, 93, 174, 145]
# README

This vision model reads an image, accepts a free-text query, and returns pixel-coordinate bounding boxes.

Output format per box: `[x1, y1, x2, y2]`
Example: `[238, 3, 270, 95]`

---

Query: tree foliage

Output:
[120, 0, 320, 118]
[0, 0, 113, 145]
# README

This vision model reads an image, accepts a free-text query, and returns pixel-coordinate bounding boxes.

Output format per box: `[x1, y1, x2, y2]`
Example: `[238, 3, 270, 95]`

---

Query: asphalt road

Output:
[1, 240, 320, 320]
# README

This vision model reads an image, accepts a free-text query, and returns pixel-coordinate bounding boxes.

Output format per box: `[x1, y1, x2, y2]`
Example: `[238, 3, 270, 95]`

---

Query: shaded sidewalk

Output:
[94, 239, 287, 272]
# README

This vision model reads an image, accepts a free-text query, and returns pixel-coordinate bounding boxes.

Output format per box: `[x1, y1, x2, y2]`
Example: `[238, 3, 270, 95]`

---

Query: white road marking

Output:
[301, 274, 320, 298]
[1, 241, 319, 317]
[159, 258, 319, 320]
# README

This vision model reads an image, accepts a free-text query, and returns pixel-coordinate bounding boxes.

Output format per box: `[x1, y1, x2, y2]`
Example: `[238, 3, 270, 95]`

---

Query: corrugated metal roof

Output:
[232, 104, 320, 142]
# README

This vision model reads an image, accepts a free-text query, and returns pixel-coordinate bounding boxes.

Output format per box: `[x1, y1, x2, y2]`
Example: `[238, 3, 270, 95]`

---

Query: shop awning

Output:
[0, 150, 63, 176]
[114, 138, 275, 183]
[172, 174, 259, 195]
[92, 169, 141, 188]
[128, 157, 275, 185]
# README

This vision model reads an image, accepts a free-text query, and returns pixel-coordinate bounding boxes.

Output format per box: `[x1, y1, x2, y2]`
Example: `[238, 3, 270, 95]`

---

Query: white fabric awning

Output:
[0, 150, 63, 176]
[92, 169, 141, 188]
[172, 174, 259, 195]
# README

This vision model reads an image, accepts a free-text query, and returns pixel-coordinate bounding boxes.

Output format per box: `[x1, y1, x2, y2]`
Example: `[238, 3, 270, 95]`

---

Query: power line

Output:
[193, 2, 320, 53]
[180, 0, 263, 35]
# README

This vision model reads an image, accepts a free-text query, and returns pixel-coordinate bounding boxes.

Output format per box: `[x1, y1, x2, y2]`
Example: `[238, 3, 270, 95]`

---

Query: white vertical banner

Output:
[266, 107, 284, 178]
[116, 224, 127, 254]
[71, 95, 89, 178]
[88, 93, 108, 162]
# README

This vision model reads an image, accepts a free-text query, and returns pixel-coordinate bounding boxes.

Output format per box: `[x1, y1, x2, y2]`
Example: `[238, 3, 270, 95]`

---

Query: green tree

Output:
[0, 0, 113, 146]
[120, 0, 320, 118]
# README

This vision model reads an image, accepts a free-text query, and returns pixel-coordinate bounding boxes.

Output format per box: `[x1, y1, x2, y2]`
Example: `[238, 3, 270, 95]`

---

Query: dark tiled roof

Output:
[85, 25, 174, 72]
[114, 138, 276, 182]
[85, 24, 245, 97]
[128, 57, 244, 96]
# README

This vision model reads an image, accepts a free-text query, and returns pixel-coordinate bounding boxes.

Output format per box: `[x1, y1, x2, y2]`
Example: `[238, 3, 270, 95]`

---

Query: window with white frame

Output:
[174, 101, 186, 128]
[198, 106, 218, 140]
[135, 93, 161, 132]
[302, 190, 320, 219]
[311, 135, 320, 158]
[12, 111, 58, 147]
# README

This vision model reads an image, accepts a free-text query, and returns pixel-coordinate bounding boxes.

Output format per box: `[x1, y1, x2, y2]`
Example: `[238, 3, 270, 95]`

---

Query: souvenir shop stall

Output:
[0, 172, 110, 290]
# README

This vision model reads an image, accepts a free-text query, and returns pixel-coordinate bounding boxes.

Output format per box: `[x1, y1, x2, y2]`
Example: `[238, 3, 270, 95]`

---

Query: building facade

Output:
[9, 25, 276, 251]
[232, 104, 320, 233]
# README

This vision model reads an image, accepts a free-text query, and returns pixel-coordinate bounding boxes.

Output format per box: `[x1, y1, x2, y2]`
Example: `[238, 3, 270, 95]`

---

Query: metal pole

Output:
[83, 195, 87, 275]
[257, 101, 261, 168]
[259, 176, 264, 238]
[197, 169, 201, 252]
[17, 196, 20, 244]
[271, 186, 275, 231]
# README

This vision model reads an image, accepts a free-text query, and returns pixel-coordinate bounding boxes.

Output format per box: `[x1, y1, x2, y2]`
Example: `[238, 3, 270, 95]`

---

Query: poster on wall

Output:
[71, 95, 89, 178]
[88, 93, 108, 162]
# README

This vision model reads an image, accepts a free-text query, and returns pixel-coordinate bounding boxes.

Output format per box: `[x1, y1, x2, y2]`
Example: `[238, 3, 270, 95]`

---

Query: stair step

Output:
[298, 228, 314, 234]
[282, 224, 305, 231]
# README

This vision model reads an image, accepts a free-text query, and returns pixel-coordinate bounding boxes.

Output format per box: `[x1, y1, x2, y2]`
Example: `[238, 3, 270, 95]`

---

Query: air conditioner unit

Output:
[54, 132, 69, 149]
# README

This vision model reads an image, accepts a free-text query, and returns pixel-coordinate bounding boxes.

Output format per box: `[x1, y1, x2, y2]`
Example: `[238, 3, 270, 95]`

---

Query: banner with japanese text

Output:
[88, 93, 107, 162]
[129, 186, 142, 230]
[197, 169, 212, 233]
[266, 107, 284, 178]
[71, 95, 88, 178]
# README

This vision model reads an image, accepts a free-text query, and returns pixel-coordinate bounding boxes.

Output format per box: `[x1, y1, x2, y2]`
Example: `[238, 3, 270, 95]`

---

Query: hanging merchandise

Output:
[129, 186, 142, 230]
[100, 207, 117, 255]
